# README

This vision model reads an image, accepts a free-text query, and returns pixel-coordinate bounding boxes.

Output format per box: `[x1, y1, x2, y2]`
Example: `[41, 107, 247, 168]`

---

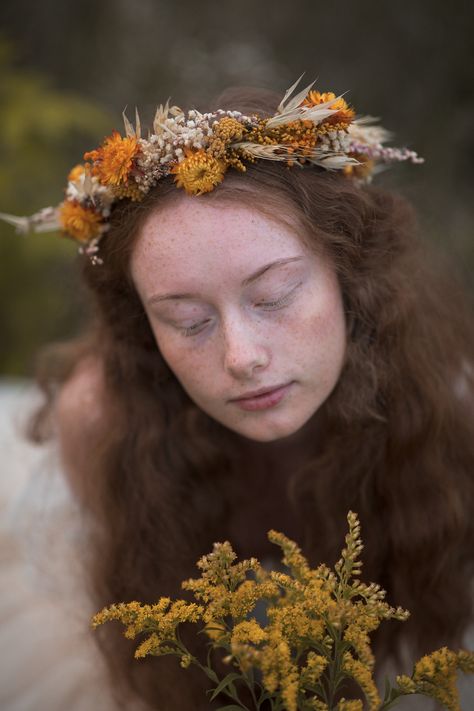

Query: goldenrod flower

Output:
[300, 651, 328, 687]
[410, 647, 462, 711]
[231, 619, 267, 646]
[58, 200, 103, 243]
[204, 619, 227, 642]
[457, 649, 474, 674]
[84, 130, 140, 187]
[135, 633, 161, 659]
[343, 615, 378, 668]
[171, 149, 227, 195]
[342, 652, 381, 710]
[267, 530, 312, 582]
[337, 700, 364, 711]
[91, 512, 472, 711]
[307, 701, 329, 711]
[395, 674, 417, 693]
[180, 654, 193, 668]
[260, 631, 300, 711]
[92, 597, 204, 661]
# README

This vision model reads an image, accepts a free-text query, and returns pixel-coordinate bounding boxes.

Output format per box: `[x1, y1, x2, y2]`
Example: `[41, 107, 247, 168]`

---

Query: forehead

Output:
[130, 197, 309, 293]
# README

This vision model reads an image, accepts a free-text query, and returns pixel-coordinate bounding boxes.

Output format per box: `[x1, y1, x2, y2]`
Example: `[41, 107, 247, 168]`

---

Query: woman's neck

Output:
[223, 414, 322, 558]
[233, 410, 321, 474]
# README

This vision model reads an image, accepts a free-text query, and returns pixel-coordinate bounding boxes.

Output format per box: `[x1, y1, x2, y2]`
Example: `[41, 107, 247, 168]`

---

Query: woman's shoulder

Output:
[55, 355, 106, 429]
[54, 356, 108, 504]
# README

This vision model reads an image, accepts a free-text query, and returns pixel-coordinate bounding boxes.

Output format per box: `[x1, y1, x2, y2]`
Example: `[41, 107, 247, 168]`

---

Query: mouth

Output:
[229, 382, 294, 412]
[230, 382, 291, 401]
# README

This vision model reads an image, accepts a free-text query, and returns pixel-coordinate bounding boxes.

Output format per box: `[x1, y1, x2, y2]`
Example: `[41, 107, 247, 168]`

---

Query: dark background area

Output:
[1, 0, 473, 374]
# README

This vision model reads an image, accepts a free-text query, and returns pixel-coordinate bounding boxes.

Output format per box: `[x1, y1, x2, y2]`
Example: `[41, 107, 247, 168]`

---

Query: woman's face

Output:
[131, 196, 347, 442]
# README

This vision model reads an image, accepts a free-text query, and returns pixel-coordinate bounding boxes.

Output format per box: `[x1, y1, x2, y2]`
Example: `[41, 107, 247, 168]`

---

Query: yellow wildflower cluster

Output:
[207, 116, 246, 159]
[395, 646, 474, 711]
[336, 700, 363, 711]
[342, 651, 381, 710]
[91, 597, 204, 661]
[92, 512, 473, 710]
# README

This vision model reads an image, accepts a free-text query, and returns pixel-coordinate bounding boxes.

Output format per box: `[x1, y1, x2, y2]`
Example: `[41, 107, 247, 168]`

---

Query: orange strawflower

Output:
[343, 154, 374, 179]
[67, 164, 86, 182]
[302, 91, 355, 125]
[84, 131, 140, 187]
[59, 200, 103, 243]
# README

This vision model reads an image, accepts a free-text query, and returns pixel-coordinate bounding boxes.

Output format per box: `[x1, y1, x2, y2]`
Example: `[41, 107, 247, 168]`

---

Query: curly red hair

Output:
[29, 87, 474, 710]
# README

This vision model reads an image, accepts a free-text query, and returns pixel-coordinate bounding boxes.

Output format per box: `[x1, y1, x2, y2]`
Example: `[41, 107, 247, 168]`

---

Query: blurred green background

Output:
[1, 0, 473, 375]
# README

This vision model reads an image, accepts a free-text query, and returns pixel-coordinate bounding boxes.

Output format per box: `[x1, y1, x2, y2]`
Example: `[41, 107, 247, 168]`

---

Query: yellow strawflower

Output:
[171, 148, 227, 195]
[301, 90, 355, 125]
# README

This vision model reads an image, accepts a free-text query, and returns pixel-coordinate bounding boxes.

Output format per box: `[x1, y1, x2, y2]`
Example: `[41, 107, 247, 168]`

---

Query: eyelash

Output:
[180, 285, 300, 338]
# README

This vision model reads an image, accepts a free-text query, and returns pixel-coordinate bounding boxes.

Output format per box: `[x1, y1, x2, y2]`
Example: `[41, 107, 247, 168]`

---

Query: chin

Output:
[231, 414, 308, 443]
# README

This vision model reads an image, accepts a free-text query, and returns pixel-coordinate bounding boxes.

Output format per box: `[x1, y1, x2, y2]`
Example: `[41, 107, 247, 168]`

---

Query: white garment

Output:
[0, 381, 473, 711]
[0, 381, 123, 711]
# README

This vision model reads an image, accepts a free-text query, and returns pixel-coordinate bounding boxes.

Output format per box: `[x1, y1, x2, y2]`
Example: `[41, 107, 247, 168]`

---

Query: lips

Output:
[230, 382, 290, 402]
[229, 382, 294, 411]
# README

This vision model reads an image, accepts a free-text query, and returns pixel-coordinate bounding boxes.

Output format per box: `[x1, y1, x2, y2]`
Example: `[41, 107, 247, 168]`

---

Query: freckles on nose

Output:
[223, 325, 273, 377]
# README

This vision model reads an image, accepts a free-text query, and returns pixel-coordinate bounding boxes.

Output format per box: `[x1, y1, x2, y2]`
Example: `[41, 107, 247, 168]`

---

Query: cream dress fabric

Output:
[0, 381, 129, 711]
[0, 381, 473, 711]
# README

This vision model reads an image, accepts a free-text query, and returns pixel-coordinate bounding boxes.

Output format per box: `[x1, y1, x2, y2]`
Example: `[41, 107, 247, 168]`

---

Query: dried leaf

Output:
[0, 211, 31, 232]
[276, 73, 306, 113]
[135, 107, 141, 140]
[122, 109, 135, 138]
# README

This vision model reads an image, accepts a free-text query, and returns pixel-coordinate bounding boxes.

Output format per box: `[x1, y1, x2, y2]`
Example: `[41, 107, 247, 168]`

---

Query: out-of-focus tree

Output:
[0, 0, 473, 375]
[0, 40, 111, 374]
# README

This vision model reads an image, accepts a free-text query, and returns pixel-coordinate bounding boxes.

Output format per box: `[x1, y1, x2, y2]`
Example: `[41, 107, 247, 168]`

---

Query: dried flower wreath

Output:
[0, 76, 423, 264]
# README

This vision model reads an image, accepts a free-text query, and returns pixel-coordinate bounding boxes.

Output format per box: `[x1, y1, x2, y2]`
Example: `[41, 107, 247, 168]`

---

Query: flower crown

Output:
[0, 76, 423, 265]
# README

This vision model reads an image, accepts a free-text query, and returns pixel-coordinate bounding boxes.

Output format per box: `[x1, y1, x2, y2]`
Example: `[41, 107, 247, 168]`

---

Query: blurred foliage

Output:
[0, 0, 473, 375]
[0, 40, 111, 375]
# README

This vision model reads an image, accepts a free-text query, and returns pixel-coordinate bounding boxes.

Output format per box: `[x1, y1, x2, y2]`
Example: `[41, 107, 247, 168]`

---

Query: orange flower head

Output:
[343, 155, 375, 180]
[302, 91, 355, 125]
[171, 149, 227, 195]
[84, 131, 140, 187]
[59, 200, 103, 243]
[67, 164, 87, 182]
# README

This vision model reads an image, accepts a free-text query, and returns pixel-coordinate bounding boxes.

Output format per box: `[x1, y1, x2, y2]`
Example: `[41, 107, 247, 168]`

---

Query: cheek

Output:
[293, 289, 347, 368]
[151, 326, 213, 391]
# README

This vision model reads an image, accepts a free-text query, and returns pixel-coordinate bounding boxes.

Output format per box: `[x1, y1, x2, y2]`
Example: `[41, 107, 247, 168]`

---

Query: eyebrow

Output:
[147, 256, 305, 304]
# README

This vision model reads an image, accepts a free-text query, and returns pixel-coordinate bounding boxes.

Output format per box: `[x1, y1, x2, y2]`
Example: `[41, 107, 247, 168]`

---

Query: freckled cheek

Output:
[152, 329, 215, 389]
[286, 297, 347, 366]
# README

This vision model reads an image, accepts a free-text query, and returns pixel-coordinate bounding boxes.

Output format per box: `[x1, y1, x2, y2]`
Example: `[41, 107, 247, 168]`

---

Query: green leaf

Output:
[383, 676, 392, 700]
[258, 688, 273, 704]
[204, 666, 220, 684]
[209, 672, 242, 701]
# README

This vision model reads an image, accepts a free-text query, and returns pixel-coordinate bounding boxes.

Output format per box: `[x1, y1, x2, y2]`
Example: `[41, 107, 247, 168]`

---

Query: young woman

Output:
[3, 82, 474, 710]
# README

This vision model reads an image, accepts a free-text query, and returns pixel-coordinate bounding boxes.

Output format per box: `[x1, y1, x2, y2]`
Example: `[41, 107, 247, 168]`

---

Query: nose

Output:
[222, 313, 270, 380]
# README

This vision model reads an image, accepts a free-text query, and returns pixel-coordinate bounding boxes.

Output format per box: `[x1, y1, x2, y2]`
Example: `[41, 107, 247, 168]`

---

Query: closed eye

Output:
[256, 282, 302, 310]
[180, 319, 212, 337]
[180, 282, 302, 337]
